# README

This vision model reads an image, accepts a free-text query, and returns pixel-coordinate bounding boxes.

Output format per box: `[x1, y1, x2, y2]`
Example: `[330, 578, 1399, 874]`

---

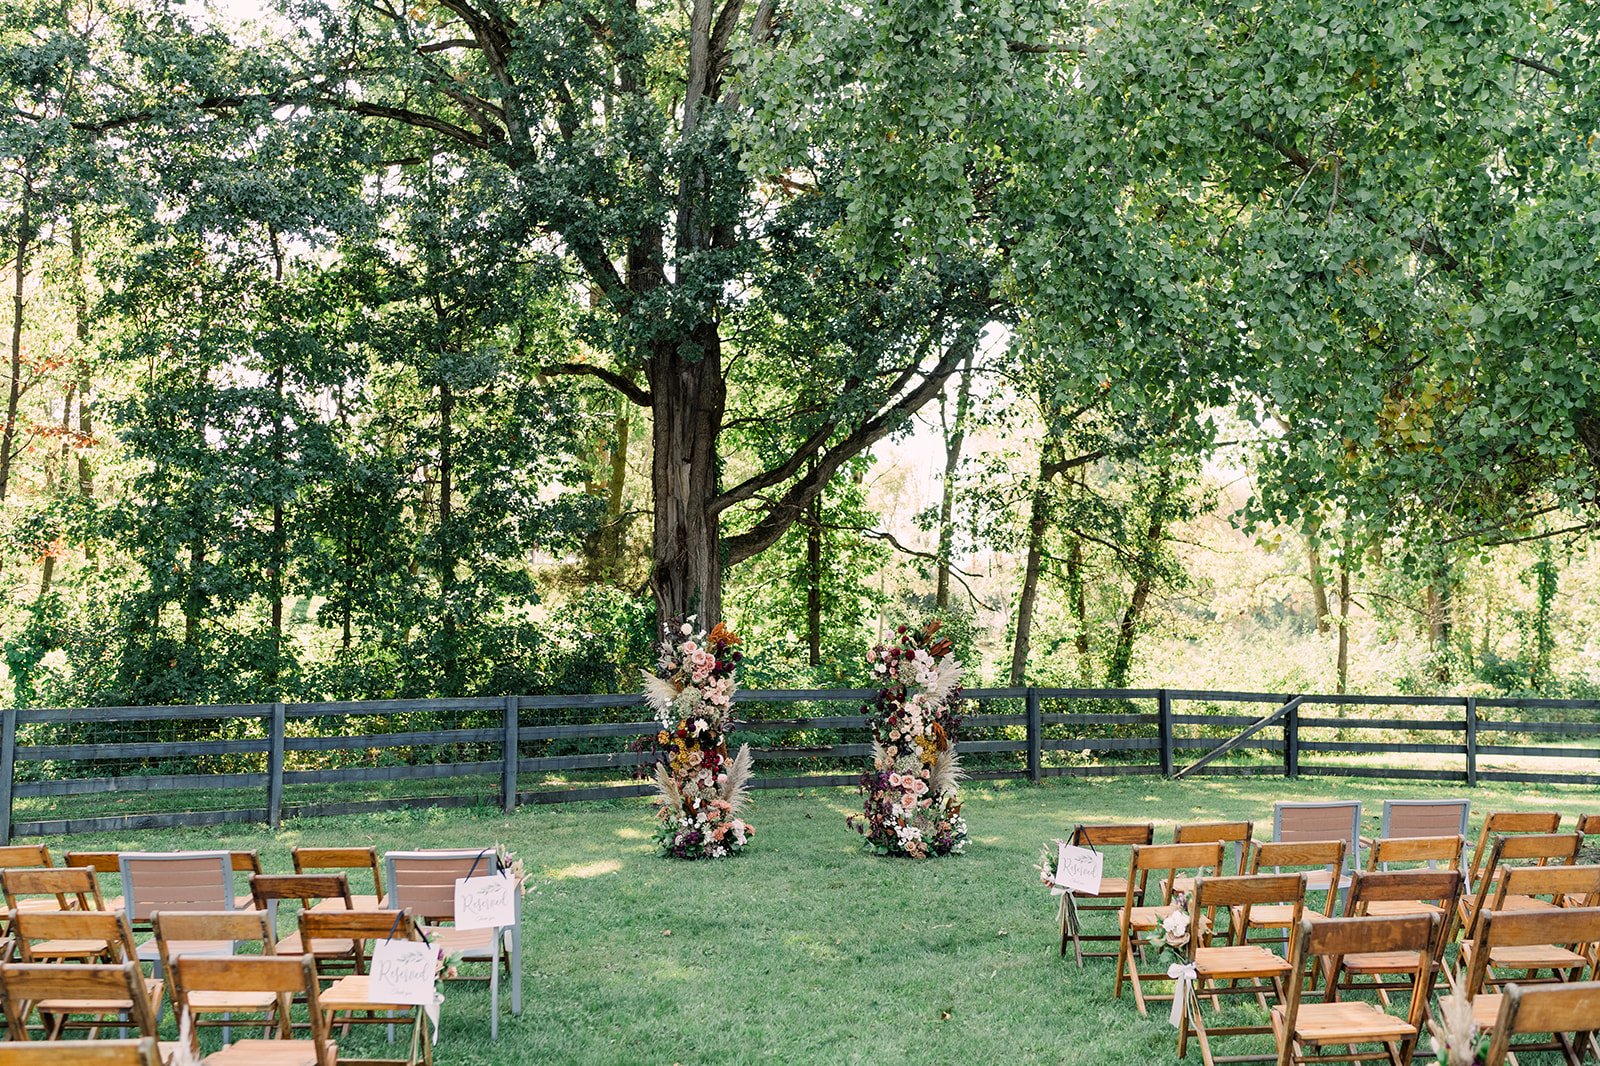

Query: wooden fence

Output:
[2, 687, 1596, 839]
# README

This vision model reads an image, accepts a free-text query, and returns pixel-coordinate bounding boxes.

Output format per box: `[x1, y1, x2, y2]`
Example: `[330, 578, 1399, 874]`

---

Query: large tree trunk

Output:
[935, 346, 976, 608]
[649, 330, 725, 626]
[1008, 452, 1052, 686]
[1, 174, 30, 507]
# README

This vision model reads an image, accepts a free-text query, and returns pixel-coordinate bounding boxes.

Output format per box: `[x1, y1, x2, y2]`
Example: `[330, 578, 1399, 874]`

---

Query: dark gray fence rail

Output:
[2, 687, 1596, 839]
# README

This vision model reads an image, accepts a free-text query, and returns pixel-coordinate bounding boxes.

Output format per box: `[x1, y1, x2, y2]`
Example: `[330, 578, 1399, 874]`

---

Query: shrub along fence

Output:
[1, 687, 1596, 839]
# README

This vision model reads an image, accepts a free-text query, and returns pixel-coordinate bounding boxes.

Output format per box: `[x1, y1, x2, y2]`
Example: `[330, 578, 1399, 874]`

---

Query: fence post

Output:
[1283, 695, 1300, 779]
[1025, 688, 1042, 784]
[268, 702, 285, 829]
[503, 695, 519, 814]
[0, 708, 15, 843]
[1464, 696, 1478, 788]
[1158, 689, 1173, 777]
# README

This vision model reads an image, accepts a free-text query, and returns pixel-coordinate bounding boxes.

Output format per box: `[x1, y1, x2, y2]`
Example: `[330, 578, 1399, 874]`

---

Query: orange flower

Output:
[707, 622, 741, 647]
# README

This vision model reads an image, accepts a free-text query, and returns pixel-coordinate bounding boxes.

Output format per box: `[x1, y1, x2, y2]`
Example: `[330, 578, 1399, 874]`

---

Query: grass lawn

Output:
[48, 773, 1598, 1064]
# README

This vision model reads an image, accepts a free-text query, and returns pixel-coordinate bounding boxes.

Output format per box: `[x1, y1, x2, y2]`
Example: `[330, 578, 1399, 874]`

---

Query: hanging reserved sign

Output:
[454, 872, 519, 930]
[1053, 843, 1104, 896]
[369, 939, 437, 1006]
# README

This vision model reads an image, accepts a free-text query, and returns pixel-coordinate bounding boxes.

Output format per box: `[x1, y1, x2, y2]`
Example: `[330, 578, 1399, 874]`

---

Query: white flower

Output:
[680, 623, 693, 636]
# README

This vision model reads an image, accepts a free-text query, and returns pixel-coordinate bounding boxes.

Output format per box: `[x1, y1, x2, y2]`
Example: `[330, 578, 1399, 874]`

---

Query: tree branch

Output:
[1007, 41, 1087, 54]
[719, 324, 982, 564]
[541, 363, 652, 406]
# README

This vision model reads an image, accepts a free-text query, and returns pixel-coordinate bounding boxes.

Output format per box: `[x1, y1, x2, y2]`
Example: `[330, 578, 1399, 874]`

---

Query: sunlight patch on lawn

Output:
[548, 859, 623, 879]
[614, 827, 650, 840]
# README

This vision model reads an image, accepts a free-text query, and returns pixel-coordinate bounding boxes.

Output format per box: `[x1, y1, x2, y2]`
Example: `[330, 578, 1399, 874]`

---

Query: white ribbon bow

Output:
[1167, 961, 1198, 1028]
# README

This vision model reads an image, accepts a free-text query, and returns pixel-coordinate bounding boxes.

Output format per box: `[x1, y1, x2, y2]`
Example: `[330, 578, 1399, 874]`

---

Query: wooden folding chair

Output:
[0, 960, 164, 1045]
[1379, 798, 1470, 840]
[298, 908, 432, 1066]
[10, 908, 149, 979]
[1361, 835, 1464, 884]
[1461, 909, 1600, 1060]
[1113, 841, 1226, 1016]
[1459, 874, 1600, 997]
[294, 847, 387, 912]
[153, 909, 279, 1042]
[1483, 980, 1600, 1065]
[2, 867, 106, 916]
[1271, 914, 1437, 1066]
[386, 849, 522, 1037]
[1236, 840, 1346, 949]
[228, 852, 264, 911]
[1173, 822, 1254, 893]
[1273, 801, 1361, 901]
[173, 954, 338, 1065]
[1055, 823, 1155, 965]
[252, 873, 360, 974]
[0, 847, 59, 931]
[1452, 833, 1582, 945]
[1326, 869, 1462, 1006]
[1468, 811, 1563, 887]
[0, 1037, 162, 1063]
[1176, 873, 1304, 1066]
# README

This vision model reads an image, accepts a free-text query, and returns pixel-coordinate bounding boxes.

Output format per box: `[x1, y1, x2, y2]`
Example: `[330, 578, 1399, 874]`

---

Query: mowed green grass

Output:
[49, 773, 1597, 1064]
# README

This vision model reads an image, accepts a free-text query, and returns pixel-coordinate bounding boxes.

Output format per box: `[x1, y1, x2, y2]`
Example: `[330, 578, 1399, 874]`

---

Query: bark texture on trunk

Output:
[1307, 535, 1331, 633]
[1336, 532, 1353, 694]
[649, 331, 726, 625]
[1106, 467, 1174, 688]
[1, 177, 30, 506]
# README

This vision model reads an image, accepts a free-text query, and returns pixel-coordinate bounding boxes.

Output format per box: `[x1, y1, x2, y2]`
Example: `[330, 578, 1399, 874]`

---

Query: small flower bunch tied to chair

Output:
[642, 617, 754, 859]
[848, 619, 968, 858]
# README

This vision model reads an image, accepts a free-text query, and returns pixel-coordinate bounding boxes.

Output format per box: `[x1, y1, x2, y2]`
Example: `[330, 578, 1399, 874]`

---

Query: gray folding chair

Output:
[1381, 799, 1470, 840]
[1274, 800, 1362, 907]
[118, 851, 234, 981]
[385, 848, 522, 1039]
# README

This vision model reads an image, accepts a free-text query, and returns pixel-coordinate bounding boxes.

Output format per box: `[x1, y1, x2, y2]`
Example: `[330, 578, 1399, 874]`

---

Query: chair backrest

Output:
[1175, 821, 1254, 876]
[1484, 981, 1600, 1066]
[2, 866, 104, 911]
[1580, 814, 1600, 837]
[1464, 908, 1600, 1000]
[1345, 868, 1463, 962]
[1381, 799, 1470, 839]
[1469, 811, 1562, 881]
[297, 908, 421, 975]
[1280, 914, 1436, 1058]
[385, 849, 500, 923]
[1126, 842, 1226, 905]
[0, 1038, 162, 1064]
[173, 954, 335, 1064]
[118, 852, 232, 921]
[251, 873, 353, 910]
[1498, 864, 1600, 909]
[152, 909, 273, 979]
[0, 961, 157, 1039]
[0, 845, 52, 869]
[294, 846, 384, 898]
[1249, 839, 1347, 915]
[63, 851, 121, 874]
[10, 908, 138, 963]
[1192, 872, 1305, 942]
[1367, 835, 1464, 870]
[1274, 801, 1361, 873]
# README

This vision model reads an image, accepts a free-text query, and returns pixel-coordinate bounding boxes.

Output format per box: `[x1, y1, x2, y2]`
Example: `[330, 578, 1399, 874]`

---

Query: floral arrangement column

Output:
[847, 620, 968, 858]
[642, 618, 754, 859]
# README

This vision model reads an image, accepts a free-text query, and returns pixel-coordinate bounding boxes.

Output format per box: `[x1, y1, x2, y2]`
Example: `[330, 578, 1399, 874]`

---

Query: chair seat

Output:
[203, 1038, 335, 1065]
[1472, 993, 1502, 1030]
[422, 924, 499, 958]
[37, 977, 164, 1015]
[1194, 945, 1292, 980]
[234, 893, 254, 910]
[1461, 940, 1589, 971]
[1337, 950, 1423, 975]
[276, 932, 359, 957]
[1071, 876, 1129, 901]
[307, 894, 386, 913]
[142, 940, 233, 964]
[1362, 900, 1442, 918]
[188, 989, 280, 1012]
[1234, 903, 1297, 929]
[1127, 906, 1174, 931]
[1274, 1001, 1418, 1044]
[319, 975, 420, 1013]
[1304, 870, 1352, 894]
[28, 938, 113, 960]
[1499, 895, 1558, 912]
